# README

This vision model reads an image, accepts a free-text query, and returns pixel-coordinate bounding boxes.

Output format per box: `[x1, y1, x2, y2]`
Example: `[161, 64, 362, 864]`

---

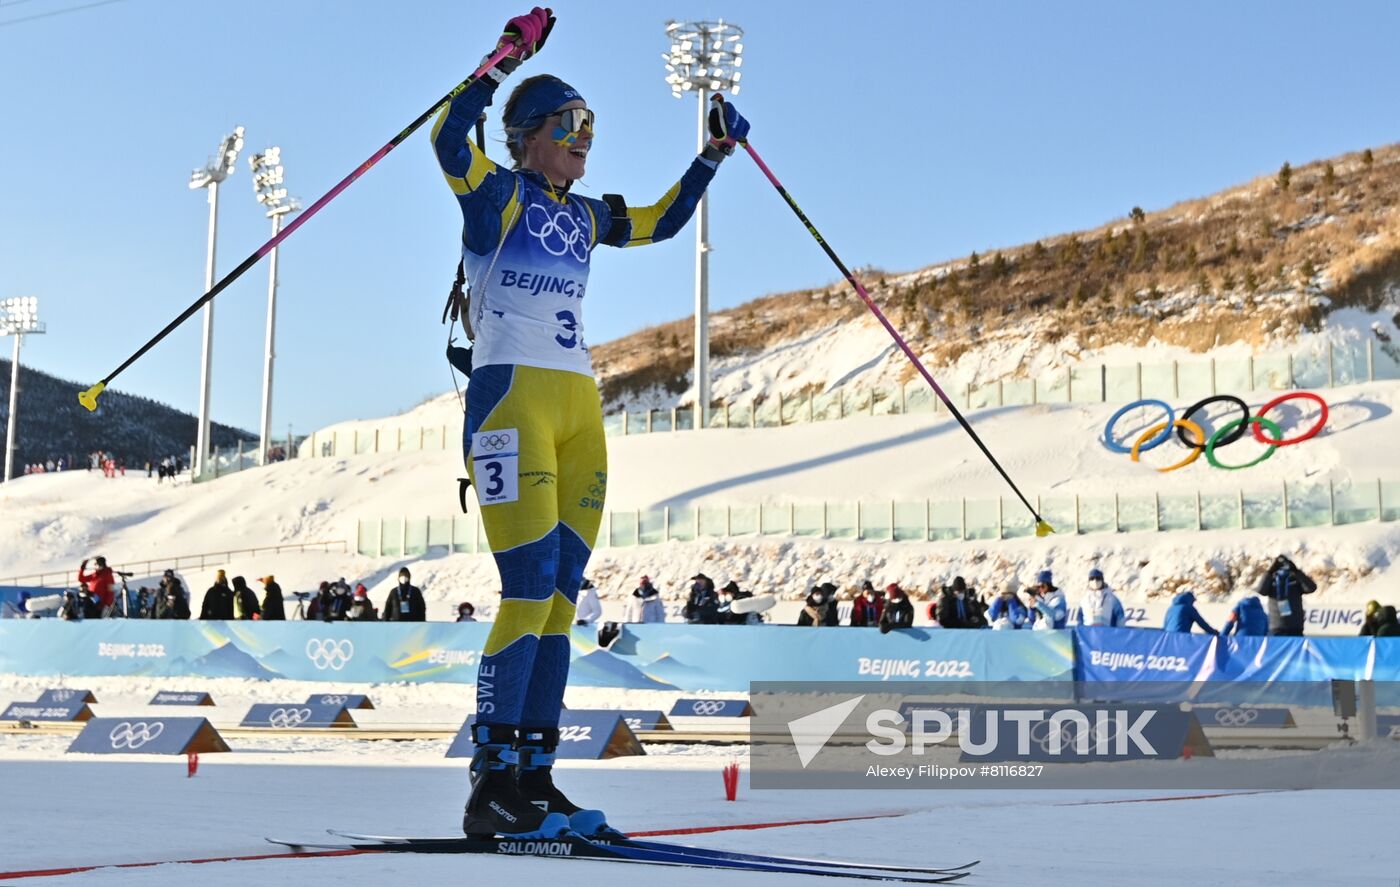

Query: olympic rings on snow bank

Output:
[1102, 392, 1329, 471]
[1103, 400, 1174, 454]
[1176, 395, 1250, 449]
[1207, 416, 1281, 470]
[1251, 392, 1329, 446]
[1132, 419, 1205, 473]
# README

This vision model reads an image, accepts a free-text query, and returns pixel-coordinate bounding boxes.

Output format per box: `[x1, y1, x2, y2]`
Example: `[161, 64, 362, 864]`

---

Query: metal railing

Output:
[355, 478, 1400, 556]
[3, 540, 349, 588]
[278, 339, 1400, 466]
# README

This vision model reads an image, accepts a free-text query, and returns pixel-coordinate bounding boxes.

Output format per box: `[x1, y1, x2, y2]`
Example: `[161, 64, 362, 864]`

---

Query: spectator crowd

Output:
[34, 552, 1394, 638]
[52, 560, 442, 624]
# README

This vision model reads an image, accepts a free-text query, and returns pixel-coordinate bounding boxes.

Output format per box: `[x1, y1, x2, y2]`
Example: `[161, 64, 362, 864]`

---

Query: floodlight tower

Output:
[1, 296, 46, 483]
[663, 19, 743, 426]
[249, 147, 300, 465]
[188, 125, 245, 479]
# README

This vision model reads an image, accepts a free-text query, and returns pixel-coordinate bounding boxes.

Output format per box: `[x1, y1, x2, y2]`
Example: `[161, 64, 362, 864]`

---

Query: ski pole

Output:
[735, 132, 1053, 537]
[77, 42, 521, 412]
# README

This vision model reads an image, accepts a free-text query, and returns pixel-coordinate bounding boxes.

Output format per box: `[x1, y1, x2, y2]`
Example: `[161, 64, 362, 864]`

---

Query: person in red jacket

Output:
[849, 581, 885, 627]
[77, 556, 116, 614]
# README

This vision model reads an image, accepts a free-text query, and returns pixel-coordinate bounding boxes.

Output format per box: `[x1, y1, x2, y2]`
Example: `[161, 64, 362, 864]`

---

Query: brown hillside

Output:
[593, 144, 1400, 406]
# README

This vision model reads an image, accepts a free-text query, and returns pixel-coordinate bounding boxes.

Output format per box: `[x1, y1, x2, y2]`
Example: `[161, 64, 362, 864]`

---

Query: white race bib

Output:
[472, 428, 520, 505]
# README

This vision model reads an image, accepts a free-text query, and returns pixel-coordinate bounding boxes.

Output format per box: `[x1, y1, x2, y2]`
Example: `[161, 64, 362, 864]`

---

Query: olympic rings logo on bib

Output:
[1102, 391, 1328, 472]
[525, 202, 590, 263]
[477, 433, 513, 453]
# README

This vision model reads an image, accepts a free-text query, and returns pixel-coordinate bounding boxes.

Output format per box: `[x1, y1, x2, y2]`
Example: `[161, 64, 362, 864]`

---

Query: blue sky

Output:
[2, 0, 1397, 433]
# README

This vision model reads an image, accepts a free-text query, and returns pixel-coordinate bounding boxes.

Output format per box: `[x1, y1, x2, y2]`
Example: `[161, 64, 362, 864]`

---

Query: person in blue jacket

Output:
[1027, 569, 1067, 630]
[988, 586, 1031, 629]
[1221, 595, 1268, 637]
[1162, 589, 1218, 635]
[433, 7, 750, 839]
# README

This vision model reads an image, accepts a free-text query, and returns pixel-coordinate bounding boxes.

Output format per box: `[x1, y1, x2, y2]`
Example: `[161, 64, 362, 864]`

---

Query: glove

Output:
[706, 96, 750, 154]
[879, 622, 893, 635]
[497, 7, 555, 60]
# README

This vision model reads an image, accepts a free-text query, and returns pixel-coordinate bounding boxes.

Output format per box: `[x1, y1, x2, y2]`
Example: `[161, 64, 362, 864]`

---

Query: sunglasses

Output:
[548, 107, 595, 133]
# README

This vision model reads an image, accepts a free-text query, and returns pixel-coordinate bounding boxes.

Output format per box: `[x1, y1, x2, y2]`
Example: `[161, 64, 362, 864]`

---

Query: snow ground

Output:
[1, 677, 1398, 885]
[0, 748, 1395, 885]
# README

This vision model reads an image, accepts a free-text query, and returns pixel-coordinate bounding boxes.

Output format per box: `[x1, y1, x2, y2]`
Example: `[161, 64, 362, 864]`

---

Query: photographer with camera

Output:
[151, 579, 190, 619]
[1026, 570, 1068, 631]
[76, 556, 116, 617]
[1256, 554, 1317, 637]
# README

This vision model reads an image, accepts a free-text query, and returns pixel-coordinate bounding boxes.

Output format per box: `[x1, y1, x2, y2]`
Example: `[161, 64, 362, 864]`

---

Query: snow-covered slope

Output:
[4, 374, 1397, 624]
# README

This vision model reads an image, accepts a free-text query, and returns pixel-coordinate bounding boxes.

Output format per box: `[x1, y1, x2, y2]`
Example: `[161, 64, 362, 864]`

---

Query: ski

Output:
[266, 834, 970, 883]
[326, 829, 979, 876]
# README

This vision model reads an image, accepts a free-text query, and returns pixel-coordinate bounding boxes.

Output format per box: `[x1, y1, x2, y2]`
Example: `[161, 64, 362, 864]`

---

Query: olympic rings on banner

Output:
[1176, 395, 1250, 449]
[1206, 417, 1281, 470]
[1251, 391, 1329, 446]
[1131, 419, 1205, 473]
[1102, 399, 1175, 454]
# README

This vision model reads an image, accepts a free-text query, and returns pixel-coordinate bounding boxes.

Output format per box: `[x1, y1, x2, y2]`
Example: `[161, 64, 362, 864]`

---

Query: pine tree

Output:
[1323, 162, 1336, 190]
[1277, 162, 1292, 191]
[991, 252, 1008, 277]
[1362, 148, 1374, 168]
[1130, 206, 1146, 225]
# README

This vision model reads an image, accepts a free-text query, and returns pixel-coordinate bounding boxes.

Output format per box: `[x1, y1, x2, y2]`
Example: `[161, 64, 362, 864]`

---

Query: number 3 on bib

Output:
[472, 428, 520, 505]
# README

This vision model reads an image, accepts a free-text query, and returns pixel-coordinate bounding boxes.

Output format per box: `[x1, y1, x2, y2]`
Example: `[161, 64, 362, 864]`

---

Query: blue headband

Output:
[505, 76, 584, 135]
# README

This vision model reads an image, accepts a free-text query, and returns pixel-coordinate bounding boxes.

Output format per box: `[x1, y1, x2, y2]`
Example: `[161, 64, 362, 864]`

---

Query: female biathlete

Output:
[432, 7, 749, 838]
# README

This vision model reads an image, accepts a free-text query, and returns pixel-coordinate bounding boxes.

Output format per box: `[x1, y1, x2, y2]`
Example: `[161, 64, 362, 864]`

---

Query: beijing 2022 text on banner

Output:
[0, 621, 1395, 692]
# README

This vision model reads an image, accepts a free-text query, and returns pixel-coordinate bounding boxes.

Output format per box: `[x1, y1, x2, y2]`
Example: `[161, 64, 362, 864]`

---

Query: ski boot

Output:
[462, 724, 571, 838]
[516, 726, 620, 837]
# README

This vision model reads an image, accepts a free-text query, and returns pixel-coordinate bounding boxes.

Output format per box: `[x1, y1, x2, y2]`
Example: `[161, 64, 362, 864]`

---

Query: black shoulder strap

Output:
[600, 193, 629, 247]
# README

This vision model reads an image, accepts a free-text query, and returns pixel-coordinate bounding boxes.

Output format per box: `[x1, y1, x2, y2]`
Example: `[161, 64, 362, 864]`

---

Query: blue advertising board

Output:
[68, 717, 229, 755]
[304, 693, 375, 710]
[668, 698, 754, 718]
[445, 711, 644, 760]
[1, 700, 93, 722]
[150, 690, 215, 706]
[37, 688, 97, 705]
[1377, 714, 1400, 740]
[1192, 706, 1296, 728]
[555, 710, 645, 759]
[0, 619, 1386, 694]
[610, 710, 671, 731]
[241, 702, 355, 729]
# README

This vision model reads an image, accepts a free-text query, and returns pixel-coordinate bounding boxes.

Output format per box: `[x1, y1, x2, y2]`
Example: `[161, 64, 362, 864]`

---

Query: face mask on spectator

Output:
[399, 576, 409, 586]
[1090, 578, 1105, 590]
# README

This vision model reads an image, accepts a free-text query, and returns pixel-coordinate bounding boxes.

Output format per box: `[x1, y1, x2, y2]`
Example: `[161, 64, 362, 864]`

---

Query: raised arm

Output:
[431, 8, 555, 255]
[431, 75, 521, 256]
[588, 98, 751, 249]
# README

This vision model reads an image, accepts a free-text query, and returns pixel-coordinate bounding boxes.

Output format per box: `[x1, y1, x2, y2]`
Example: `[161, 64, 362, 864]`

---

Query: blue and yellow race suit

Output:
[433, 73, 716, 731]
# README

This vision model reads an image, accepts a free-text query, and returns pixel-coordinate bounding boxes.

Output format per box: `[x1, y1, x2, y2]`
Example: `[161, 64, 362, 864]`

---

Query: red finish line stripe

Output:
[629, 811, 911, 836]
[0, 848, 374, 881]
